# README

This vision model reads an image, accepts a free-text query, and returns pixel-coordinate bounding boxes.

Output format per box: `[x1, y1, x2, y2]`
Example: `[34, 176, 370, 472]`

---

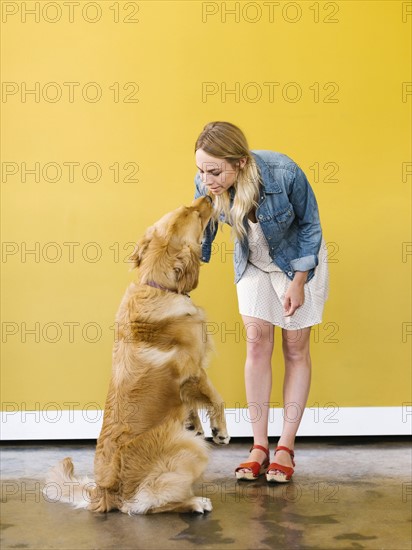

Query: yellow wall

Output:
[1, 1, 411, 414]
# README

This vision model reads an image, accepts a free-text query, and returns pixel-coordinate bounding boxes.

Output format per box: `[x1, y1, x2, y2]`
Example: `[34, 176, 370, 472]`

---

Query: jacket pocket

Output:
[274, 204, 295, 228]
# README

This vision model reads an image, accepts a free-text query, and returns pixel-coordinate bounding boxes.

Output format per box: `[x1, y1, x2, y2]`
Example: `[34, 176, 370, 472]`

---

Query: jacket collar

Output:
[251, 151, 282, 194]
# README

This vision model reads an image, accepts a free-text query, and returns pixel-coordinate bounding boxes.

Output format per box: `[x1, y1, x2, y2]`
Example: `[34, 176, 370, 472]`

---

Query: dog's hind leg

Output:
[88, 448, 123, 512]
[87, 485, 120, 513]
[119, 430, 211, 515]
[121, 471, 212, 515]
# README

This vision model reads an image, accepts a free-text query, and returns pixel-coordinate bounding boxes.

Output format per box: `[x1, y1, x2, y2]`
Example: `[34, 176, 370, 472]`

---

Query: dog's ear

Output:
[128, 227, 155, 270]
[173, 245, 200, 293]
[129, 238, 148, 270]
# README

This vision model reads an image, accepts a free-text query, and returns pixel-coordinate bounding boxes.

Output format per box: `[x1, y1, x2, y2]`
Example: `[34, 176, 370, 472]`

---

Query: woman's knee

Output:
[282, 328, 311, 364]
[242, 317, 274, 363]
[283, 346, 311, 365]
[245, 339, 273, 364]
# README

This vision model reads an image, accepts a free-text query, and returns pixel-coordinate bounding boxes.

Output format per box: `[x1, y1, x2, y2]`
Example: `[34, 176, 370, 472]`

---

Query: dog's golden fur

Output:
[45, 197, 229, 514]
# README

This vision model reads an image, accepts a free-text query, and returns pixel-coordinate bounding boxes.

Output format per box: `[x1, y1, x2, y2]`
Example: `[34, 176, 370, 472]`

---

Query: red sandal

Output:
[235, 444, 270, 481]
[266, 446, 295, 483]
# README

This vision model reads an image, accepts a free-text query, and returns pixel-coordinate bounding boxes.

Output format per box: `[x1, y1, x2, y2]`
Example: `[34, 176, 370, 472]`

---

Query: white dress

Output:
[236, 219, 329, 330]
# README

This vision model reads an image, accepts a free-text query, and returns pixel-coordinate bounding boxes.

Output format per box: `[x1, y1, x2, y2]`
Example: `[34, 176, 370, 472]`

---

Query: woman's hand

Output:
[283, 271, 308, 317]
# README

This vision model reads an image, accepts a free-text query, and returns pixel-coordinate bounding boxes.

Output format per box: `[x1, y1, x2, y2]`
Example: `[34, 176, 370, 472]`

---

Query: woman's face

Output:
[195, 148, 246, 195]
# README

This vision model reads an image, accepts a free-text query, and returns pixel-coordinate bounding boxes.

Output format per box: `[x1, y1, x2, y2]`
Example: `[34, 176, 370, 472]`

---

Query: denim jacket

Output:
[194, 150, 323, 284]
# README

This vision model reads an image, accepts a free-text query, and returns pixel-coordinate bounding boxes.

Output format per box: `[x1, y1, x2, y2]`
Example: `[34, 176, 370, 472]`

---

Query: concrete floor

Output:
[0, 437, 411, 550]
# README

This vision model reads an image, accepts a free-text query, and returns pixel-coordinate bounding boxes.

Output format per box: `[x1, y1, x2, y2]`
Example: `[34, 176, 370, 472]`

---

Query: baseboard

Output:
[1, 406, 411, 440]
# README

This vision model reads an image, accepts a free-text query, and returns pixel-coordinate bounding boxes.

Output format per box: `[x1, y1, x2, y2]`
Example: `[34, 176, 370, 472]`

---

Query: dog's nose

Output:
[192, 195, 213, 213]
[200, 195, 213, 216]
[201, 195, 213, 209]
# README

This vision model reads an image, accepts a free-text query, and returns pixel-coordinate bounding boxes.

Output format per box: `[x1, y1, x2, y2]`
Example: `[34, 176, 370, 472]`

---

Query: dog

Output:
[45, 196, 230, 515]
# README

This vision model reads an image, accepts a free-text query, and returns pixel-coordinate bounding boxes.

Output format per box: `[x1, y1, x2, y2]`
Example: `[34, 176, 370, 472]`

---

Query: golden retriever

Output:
[45, 196, 229, 514]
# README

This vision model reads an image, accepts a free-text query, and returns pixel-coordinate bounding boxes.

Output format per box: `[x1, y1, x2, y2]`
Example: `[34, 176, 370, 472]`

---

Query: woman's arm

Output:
[284, 270, 308, 316]
[283, 164, 321, 315]
[286, 164, 323, 273]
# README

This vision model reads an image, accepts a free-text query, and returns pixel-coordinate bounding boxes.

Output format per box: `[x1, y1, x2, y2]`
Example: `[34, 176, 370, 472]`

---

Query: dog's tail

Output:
[43, 457, 94, 510]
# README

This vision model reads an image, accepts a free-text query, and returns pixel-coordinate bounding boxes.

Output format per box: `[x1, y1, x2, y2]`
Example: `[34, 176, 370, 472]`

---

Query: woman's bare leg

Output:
[238, 315, 274, 471]
[268, 326, 312, 471]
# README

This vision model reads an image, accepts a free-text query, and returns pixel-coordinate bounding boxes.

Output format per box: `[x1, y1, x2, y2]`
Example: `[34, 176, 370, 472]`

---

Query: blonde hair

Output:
[194, 121, 261, 241]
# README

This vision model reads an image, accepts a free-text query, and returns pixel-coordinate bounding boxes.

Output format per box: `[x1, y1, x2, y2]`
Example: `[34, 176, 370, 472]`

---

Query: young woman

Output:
[193, 121, 329, 483]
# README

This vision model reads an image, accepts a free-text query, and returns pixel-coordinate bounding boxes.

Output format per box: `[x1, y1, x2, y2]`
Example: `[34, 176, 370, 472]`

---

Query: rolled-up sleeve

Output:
[194, 173, 218, 263]
[287, 165, 322, 272]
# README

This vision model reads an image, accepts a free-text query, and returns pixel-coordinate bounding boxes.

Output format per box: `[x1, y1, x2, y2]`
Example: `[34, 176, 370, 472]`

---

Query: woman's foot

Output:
[269, 448, 293, 469]
[235, 444, 270, 480]
[266, 445, 295, 483]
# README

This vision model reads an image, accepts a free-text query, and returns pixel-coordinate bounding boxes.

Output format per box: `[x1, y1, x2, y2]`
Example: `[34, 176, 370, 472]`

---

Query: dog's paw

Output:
[211, 427, 230, 445]
[185, 421, 205, 438]
[189, 497, 212, 513]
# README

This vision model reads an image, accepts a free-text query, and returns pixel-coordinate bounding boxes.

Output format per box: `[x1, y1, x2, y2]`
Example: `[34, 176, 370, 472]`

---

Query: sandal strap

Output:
[275, 445, 294, 457]
[236, 446, 270, 476]
[235, 461, 267, 476]
[274, 446, 295, 466]
[249, 444, 270, 460]
[236, 461, 261, 470]
[267, 462, 294, 476]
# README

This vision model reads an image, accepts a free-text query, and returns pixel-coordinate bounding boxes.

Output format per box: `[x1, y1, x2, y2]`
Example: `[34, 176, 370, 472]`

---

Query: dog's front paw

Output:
[185, 420, 205, 438]
[211, 426, 230, 445]
[184, 409, 205, 438]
